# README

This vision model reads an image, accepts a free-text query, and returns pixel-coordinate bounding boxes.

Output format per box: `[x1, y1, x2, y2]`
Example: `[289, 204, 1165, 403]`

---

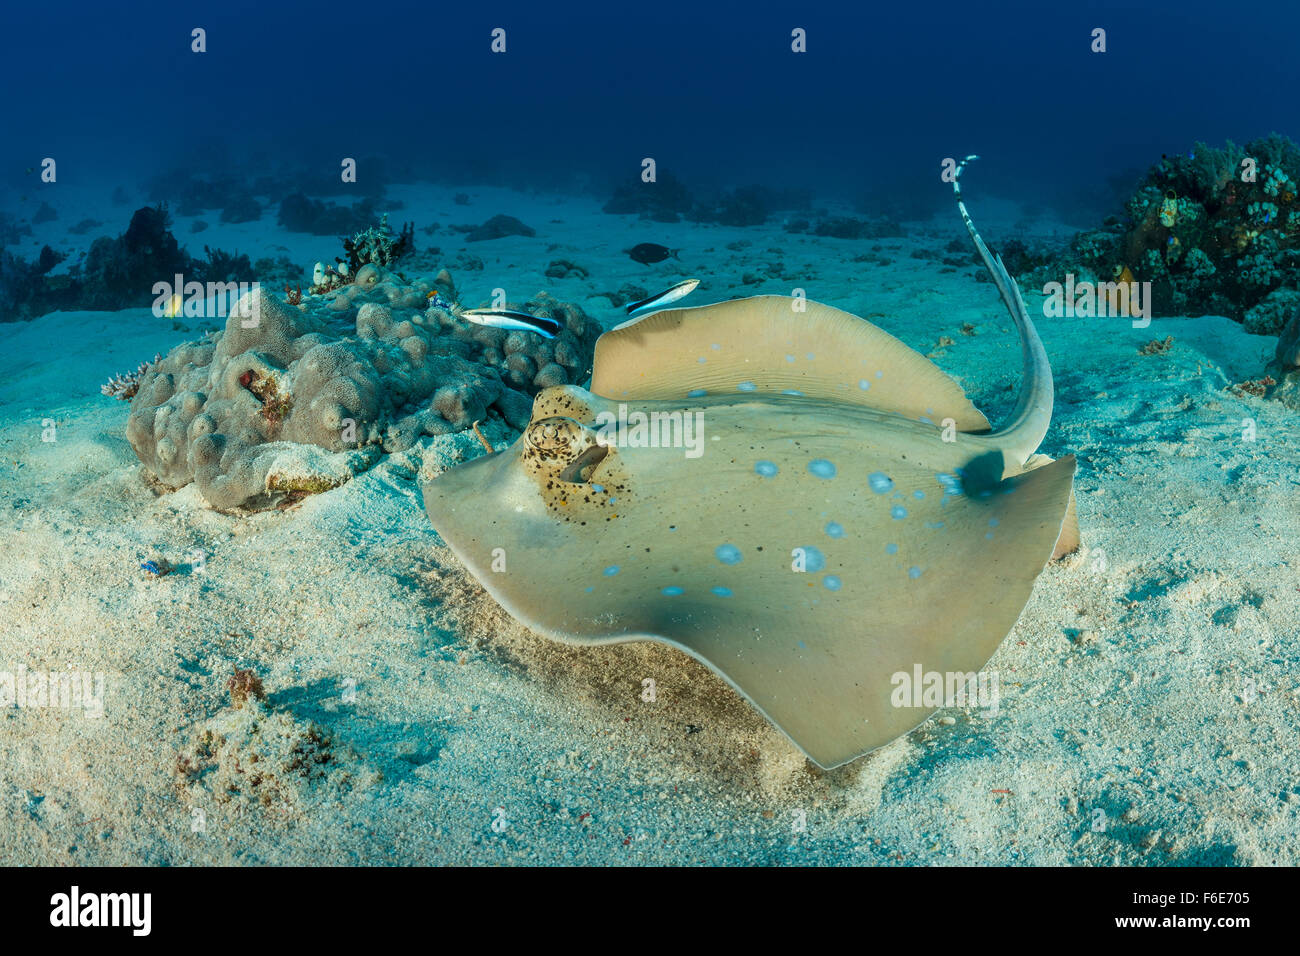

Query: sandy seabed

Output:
[1, 184, 1296, 865]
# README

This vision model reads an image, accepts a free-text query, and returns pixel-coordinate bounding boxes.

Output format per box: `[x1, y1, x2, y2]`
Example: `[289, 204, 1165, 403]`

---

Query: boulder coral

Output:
[126, 264, 600, 510]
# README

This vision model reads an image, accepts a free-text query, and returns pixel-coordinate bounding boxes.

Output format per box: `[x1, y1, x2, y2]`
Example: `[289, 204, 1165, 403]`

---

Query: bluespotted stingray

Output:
[423, 158, 1078, 768]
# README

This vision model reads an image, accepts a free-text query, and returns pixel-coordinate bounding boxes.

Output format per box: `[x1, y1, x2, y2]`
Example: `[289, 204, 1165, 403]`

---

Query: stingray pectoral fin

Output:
[1052, 491, 1081, 560]
[1023, 453, 1081, 559]
[592, 295, 991, 431]
[674, 454, 1078, 769]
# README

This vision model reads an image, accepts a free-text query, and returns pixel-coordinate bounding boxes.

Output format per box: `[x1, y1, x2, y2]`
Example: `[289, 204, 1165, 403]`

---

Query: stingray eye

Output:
[523, 416, 608, 482]
[526, 416, 578, 454]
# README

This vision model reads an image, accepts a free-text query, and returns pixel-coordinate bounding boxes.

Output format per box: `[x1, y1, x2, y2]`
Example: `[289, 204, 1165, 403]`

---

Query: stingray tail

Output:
[952, 156, 1053, 468]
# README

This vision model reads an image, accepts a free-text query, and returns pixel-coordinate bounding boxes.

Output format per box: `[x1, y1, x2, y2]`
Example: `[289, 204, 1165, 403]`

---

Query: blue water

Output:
[3, 0, 1297, 216]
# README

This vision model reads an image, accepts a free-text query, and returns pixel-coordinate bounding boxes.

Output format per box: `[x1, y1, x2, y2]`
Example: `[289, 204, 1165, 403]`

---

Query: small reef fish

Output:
[460, 308, 561, 338]
[626, 278, 700, 317]
[1106, 265, 1137, 317]
[426, 290, 456, 312]
[625, 243, 678, 265]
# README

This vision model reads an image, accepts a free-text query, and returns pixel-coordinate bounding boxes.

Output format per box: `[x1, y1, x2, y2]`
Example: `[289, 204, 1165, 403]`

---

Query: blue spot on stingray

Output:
[603, 566, 620, 576]
[785, 354, 796, 363]
[755, 460, 779, 477]
[985, 532, 995, 540]
[697, 357, 707, 364]
[592, 484, 606, 493]
[798, 640, 808, 649]
[715, 544, 743, 565]
[585, 586, 594, 593]
[806, 352, 816, 360]
[936, 473, 963, 496]
[711, 343, 721, 350]
[858, 379, 871, 390]
[687, 388, 707, 398]
[737, 381, 757, 392]
[875, 370, 884, 378]
[797, 547, 826, 572]
[824, 576, 842, 591]
[808, 459, 837, 479]
[891, 505, 908, 520]
[989, 518, 1000, 527]
[908, 566, 923, 579]
[824, 522, 845, 538]
[924, 521, 945, 529]
[608, 497, 617, 504]
[868, 472, 894, 494]
[886, 543, 899, 555]
[920, 417, 933, 424]
[662, 586, 684, 596]
[781, 389, 804, 396]
[913, 490, 925, 499]
[711, 586, 733, 598]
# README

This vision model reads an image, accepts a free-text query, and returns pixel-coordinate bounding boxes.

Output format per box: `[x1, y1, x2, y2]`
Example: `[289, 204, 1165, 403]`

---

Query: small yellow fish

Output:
[1106, 265, 1136, 318]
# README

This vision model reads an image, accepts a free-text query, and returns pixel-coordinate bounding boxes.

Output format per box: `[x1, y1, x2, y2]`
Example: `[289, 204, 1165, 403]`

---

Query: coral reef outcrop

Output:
[126, 265, 600, 510]
[464, 214, 535, 242]
[1, 205, 257, 321]
[1027, 135, 1300, 321]
[278, 193, 377, 235]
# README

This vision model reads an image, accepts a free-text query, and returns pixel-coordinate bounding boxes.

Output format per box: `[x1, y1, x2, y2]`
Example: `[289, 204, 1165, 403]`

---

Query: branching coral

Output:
[192, 245, 255, 285]
[100, 353, 161, 401]
[342, 213, 414, 272]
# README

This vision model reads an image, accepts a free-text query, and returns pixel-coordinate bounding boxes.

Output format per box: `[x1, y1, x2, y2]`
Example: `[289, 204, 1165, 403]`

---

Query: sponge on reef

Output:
[126, 264, 599, 510]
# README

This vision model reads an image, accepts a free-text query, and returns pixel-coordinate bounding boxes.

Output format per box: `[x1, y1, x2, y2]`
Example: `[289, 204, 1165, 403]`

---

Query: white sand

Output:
[1, 184, 1296, 865]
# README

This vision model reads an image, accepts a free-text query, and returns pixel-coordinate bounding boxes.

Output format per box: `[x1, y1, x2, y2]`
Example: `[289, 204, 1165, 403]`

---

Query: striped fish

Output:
[625, 278, 700, 317]
[461, 308, 561, 338]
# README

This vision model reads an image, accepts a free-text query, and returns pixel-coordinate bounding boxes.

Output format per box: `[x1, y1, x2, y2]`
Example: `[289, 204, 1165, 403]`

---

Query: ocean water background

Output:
[3, 0, 1297, 217]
